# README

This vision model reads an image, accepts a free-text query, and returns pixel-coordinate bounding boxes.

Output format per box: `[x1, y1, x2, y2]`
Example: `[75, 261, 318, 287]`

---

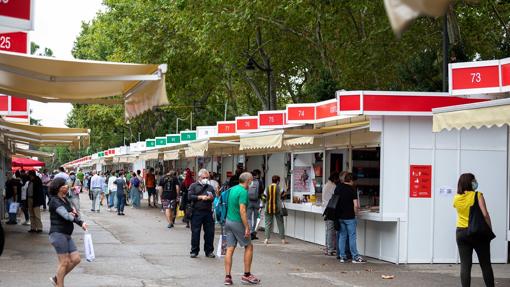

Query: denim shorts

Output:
[224, 219, 251, 248]
[49, 232, 77, 254]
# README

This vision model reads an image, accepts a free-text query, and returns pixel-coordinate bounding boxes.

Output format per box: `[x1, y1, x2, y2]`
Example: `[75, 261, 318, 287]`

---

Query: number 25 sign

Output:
[449, 61, 500, 95]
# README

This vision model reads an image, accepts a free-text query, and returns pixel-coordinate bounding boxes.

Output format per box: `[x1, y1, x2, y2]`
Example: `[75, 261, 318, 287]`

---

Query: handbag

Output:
[467, 192, 496, 241]
[8, 202, 19, 214]
[84, 233, 96, 262]
[280, 201, 288, 217]
[323, 194, 340, 221]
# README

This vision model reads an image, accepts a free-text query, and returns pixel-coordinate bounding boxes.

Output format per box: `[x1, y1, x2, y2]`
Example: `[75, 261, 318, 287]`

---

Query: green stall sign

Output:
[180, 131, 197, 142]
[146, 139, 156, 148]
[166, 134, 181, 144]
[155, 137, 167, 146]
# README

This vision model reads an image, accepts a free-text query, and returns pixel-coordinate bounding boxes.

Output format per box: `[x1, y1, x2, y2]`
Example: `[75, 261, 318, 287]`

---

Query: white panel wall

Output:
[246, 155, 264, 174]
[266, 153, 286, 190]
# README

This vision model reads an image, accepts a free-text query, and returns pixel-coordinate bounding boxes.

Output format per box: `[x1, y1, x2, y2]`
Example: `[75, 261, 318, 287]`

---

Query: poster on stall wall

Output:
[409, 165, 432, 198]
[293, 166, 313, 193]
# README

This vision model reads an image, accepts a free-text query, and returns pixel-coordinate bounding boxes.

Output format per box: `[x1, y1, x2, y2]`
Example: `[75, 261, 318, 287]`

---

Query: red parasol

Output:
[11, 157, 45, 167]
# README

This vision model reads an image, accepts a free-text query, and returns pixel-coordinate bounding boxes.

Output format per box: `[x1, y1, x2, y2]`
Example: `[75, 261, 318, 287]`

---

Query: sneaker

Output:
[91, 209, 95, 212]
[107, 208, 111, 212]
[352, 256, 366, 264]
[206, 253, 216, 258]
[190, 253, 198, 258]
[49, 276, 57, 286]
[28, 229, 36, 233]
[241, 274, 260, 285]
[22, 221, 30, 226]
[224, 276, 233, 285]
[264, 239, 269, 245]
[167, 224, 174, 229]
[338, 257, 347, 263]
[120, 213, 125, 216]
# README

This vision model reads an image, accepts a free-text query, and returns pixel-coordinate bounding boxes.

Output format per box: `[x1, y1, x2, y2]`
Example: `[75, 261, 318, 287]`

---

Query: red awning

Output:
[11, 157, 45, 167]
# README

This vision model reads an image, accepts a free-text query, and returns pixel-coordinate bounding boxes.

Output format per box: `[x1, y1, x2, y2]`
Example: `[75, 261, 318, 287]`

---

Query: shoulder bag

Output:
[467, 192, 496, 241]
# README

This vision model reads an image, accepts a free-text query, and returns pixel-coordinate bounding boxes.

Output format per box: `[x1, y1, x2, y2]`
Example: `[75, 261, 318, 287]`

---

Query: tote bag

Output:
[467, 192, 496, 241]
[84, 233, 96, 262]
[215, 227, 227, 258]
[8, 202, 19, 214]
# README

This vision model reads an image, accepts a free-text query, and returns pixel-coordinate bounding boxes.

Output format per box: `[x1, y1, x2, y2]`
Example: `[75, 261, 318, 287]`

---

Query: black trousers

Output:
[190, 210, 215, 255]
[456, 228, 494, 287]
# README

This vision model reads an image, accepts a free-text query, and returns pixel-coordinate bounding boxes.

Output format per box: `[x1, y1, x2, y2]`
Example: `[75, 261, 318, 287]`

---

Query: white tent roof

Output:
[0, 51, 168, 119]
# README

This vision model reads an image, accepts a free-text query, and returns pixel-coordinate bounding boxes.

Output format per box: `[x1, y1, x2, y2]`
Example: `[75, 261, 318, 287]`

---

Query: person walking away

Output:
[136, 170, 145, 205]
[160, 170, 180, 228]
[322, 172, 339, 256]
[130, 172, 141, 208]
[27, 170, 44, 233]
[224, 172, 261, 285]
[17, 171, 30, 226]
[41, 169, 51, 210]
[5, 172, 20, 224]
[99, 172, 107, 207]
[102, 172, 110, 209]
[263, 176, 287, 245]
[90, 171, 103, 213]
[247, 169, 264, 240]
[76, 170, 84, 191]
[335, 172, 365, 263]
[54, 167, 69, 181]
[180, 168, 194, 228]
[48, 178, 88, 287]
[145, 168, 157, 208]
[66, 172, 82, 212]
[107, 171, 118, 212]
[114, 172, 127, 216]
[188, 169, 215, 258]
[454, 173, 494, 287]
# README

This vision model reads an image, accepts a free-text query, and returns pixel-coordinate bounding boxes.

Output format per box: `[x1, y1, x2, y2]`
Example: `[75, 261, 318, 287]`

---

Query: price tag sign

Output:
[449, 61, 500, 95]
[410, 165, 432, 198]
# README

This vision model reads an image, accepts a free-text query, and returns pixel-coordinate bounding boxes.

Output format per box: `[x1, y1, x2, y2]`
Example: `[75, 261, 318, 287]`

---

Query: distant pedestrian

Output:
[180, 168, 194, 228]
[160, 170, 180, 228]
[5, 171, 21, 224]
[107, 171, 118, 212]
[145, 168, 157, 208]
[115, 172, 128, 216]
[247, 169, 264, 240]
[322, 172, 339, 256]
[263, 175, 287, 245]
[16, 170, 30, 226]
[335, 172, 365, 263]
[54, 167, 69, 181]
[41, 169, 51, 210]
[454, 173, 494, 287]
[66, 172, 82, 212]
[188, 169, 215, 258]
[130, 172, 141, 208]
[90, 171, 103, 213]
[224, 172, 260, 285]
[48, 177, 88, 287]
[27, 170, 44, 233]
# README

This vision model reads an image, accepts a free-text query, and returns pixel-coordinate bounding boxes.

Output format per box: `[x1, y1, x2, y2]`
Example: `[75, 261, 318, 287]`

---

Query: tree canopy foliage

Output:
[66, 0, 510, 155]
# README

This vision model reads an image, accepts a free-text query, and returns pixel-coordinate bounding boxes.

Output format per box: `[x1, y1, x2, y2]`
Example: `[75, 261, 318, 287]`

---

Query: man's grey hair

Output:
[198, 169, 209, 178]
[239, 172, 253, 184]
[92, 170, 97, 175]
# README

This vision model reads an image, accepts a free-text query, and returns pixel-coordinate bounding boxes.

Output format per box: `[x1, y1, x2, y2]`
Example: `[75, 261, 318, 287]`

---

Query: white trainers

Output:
[22, 221, 30, 226]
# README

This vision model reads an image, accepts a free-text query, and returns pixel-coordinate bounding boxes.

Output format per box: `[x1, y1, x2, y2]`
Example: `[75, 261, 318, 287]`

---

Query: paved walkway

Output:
[1, 194, 509, 287]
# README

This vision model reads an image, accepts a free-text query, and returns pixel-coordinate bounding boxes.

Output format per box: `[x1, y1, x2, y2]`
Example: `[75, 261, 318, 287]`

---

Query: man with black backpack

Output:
[159, 170, 180, 229]
[247, 169, 264, 240]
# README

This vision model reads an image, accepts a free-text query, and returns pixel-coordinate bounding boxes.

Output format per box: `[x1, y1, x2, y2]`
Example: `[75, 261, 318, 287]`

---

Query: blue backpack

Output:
[215, 188, 231, 225]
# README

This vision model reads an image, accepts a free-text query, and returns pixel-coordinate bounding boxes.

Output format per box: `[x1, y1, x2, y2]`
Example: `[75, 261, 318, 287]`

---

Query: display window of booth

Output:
[290, 151, 324, 205]
[352, 148, 380, 213]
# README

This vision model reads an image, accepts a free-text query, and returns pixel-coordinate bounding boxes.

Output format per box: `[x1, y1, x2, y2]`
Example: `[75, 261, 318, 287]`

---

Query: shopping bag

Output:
[84, 233, 95, 262]
[8, 202, 19, 214]
[216, 234, 227, 258]
[143, 191, 148, 200]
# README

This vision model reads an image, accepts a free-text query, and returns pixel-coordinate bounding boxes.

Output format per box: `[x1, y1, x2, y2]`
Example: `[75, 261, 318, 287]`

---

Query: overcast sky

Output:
[28, 0, 104, 127]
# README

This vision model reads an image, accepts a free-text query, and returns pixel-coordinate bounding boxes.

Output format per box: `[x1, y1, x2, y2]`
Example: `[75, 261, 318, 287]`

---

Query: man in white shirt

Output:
[107, 171, 118, 212]
[90, 170, 103, 212]
[54, 167, 70, 181]
[322, 171, 340, 256]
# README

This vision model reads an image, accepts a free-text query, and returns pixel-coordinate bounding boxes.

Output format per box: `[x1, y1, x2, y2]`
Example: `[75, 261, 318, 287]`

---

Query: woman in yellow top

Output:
[453, 173, 494, 287]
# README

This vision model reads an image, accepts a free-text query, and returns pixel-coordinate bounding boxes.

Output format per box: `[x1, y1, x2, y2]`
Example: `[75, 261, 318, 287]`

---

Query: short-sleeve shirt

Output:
[161, 176, 179, 200]
[145, 173, 156, 188]
[115, 178, 126, 193]
[227, 185, 249, 223]
[334, 183, 358, 220]
[454, 191, 482, 228]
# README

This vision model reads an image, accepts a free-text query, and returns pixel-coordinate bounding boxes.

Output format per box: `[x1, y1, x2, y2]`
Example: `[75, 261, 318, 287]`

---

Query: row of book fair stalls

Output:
[64, 90, 510, 264]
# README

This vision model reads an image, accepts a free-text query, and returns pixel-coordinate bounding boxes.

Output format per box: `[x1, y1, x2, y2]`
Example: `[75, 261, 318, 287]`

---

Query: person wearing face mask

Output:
[454, 173, 494, 287]
[187, 169, 216, 258]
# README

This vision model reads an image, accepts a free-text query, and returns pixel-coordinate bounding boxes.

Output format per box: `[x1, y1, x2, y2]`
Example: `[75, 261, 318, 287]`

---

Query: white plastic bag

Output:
[143, 191, 148, 200]
[8, 202, 19, 214]
[84, 233, 95, 262]
[216, 231, 227, 258]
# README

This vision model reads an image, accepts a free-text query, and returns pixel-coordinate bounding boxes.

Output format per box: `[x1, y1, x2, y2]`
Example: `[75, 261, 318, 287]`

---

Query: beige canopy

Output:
[0, 51, 168, 119]
[432, 98, 510, 132]
[0, 119, 90, 149]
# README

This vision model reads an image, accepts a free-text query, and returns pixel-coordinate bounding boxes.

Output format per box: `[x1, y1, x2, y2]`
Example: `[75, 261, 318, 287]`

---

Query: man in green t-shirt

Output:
[76, 170, 84, 182]
[223, 172, 261, 285]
